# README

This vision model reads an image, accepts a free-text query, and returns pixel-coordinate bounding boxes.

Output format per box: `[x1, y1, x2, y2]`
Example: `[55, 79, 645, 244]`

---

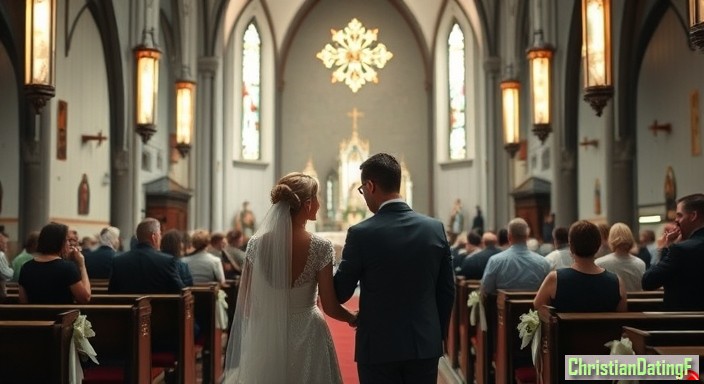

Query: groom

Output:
[334, 153, 455, 383]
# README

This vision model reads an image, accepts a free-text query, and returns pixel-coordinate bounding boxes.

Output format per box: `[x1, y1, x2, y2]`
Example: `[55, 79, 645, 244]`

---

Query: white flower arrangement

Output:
[73, 314, 98, 364]
[517, 309, 540, 349]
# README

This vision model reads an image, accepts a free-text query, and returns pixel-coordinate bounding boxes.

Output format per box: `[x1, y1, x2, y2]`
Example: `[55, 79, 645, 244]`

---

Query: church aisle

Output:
[325, 293, 360, 383]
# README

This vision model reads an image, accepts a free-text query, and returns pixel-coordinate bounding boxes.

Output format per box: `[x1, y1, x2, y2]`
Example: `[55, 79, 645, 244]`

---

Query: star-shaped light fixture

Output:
[316, 18, 393, 93]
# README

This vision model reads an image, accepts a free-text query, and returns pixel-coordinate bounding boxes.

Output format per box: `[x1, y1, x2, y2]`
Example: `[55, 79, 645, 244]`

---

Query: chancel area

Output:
[2, 0, 704, 383]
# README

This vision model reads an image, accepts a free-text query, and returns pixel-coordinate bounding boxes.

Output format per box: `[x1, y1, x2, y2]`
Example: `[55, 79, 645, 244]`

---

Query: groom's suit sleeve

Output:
[334, 226, 363, 303]
[435, 224, 455, 339]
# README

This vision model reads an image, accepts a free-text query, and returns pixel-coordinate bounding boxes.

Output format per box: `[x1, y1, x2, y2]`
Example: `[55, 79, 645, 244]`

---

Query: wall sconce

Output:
[527, 30, 554, 144]
[175, 79, 195, 158]
[582, 0, 613, 116]
[134, 44, 160, 143]
[649, 120, 672, 136]
[24, 0, 57, 114]
[81, 131, 108, 146]
[689, 0, 704, 51]
[579, 136, 599, 148]
[501, 78, 521, 158]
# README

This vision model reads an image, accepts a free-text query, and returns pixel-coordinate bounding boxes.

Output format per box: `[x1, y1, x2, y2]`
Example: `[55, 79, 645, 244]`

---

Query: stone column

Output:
[20, 108, 51, 240]
[195, 56, 219, 229]
[483, 56, 508, 230]
[111, 148, 134, 247]
[607, 104, 635, 227]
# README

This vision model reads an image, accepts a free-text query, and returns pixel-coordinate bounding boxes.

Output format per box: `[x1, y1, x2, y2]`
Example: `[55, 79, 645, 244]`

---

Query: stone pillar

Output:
[20, 108, 51, 240]
[195, 56, 219, 229]
[608, 104, 635, 228]
[111, 148, 134, 247]
[483, 56, 508, 230]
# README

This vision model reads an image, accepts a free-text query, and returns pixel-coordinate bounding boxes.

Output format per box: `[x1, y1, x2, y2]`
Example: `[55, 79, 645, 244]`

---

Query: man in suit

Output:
[643, 193, 704, 310]
[459, 231, 501, 279]
[84, 226, 120, 279]
[109, 218, 184, 294]
[334, 153, 455, 383]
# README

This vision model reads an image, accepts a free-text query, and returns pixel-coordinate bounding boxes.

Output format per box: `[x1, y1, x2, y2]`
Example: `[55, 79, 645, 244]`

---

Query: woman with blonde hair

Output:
[223, 172, 356, 384]
[595, 222, 646, 291]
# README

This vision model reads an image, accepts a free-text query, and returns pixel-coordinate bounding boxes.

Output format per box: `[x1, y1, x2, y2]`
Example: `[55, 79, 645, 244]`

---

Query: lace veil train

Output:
[223, 202, 292, 383]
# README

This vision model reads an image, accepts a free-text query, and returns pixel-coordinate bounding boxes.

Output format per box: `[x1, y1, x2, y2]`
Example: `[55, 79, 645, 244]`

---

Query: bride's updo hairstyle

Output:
[270, 172, 318, 214]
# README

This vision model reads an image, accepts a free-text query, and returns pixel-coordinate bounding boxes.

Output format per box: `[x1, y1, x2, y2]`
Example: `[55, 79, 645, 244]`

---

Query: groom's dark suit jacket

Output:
[334, 201, 455, 364]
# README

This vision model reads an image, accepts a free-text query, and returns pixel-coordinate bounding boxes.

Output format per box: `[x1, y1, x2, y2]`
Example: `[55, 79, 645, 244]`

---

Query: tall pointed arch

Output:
[448, 22, 466, 160]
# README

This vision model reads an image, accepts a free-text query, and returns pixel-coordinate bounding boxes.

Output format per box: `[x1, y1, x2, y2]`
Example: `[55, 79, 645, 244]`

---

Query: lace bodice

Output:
[293, 234, 334, 287]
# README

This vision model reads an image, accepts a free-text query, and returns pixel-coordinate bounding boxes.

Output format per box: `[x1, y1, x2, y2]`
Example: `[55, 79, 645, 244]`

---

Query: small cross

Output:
[347, 107, 364, 133]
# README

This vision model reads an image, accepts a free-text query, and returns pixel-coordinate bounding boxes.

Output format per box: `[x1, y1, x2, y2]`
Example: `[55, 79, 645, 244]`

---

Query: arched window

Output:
[241, 22, 261, 160]
[448, 23, 466, 160]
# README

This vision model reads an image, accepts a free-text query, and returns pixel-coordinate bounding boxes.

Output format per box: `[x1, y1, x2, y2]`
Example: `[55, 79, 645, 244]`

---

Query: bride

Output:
[223, 172, 358, 383]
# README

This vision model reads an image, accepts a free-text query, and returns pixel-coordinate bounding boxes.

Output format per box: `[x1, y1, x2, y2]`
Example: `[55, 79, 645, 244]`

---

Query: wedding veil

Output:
[223, 202, 292, 384]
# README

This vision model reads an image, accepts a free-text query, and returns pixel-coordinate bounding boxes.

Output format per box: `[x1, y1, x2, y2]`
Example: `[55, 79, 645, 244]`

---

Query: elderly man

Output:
[85, 226, 121, 279]
[109, 218, 184, 294]
[480, 218, 550, 296]
[642, 193, 704, 310]
[459, 231, 501, 280]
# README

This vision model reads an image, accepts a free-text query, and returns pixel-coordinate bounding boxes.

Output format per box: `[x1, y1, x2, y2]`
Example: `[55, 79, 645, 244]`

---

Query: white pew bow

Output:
[69, 314, 99, 384]
[216, 289, 229, 330]
[467, 290, 487, 331]
[517, 309, 541, 365]
[605, 337, 637, 384]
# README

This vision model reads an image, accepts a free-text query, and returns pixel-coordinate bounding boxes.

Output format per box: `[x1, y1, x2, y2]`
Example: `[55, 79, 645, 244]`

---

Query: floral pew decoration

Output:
[216, 289, 229, 330]
[69, 313, 99, 384]
[467, 290, 487, 331]
[604, 337, 637, 384]
[517, 309, 541, 366]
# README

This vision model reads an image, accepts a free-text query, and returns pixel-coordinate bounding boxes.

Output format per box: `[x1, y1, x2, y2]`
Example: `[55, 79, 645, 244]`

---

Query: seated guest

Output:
[544, 227, 571, 270]
[643, 194, 704, 311]
[11, 231, 40, 281]
[594, 223, 611, 258]
[636, 229, 657, 269]
[109, 218, 184, 294]
[84, 226, 121, 279]
[497, 228, 509, 250]
[480, 218, 550, 295]
[595, 222, 646, 291]
[160, 229, 194, 286]
[80, 235, 98, 253]
[208, 232, 239, 279]
[534, 220, 626, 312]
[459, 231, 500, 279]
[225, 229, 246, 273]
[18, 222, 91, 304]
[0, 231, 13, 282]
[183, 230, 226, 285]
[454, 231, 482, 273]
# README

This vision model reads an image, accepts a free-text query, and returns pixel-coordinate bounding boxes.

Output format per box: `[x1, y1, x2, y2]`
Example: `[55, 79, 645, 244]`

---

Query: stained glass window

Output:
[448, 23, 466, 160]
[241, 23, 261, 160]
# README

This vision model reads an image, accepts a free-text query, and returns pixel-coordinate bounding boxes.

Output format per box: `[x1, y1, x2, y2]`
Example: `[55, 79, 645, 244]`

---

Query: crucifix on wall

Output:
[347, 107, 364, 134]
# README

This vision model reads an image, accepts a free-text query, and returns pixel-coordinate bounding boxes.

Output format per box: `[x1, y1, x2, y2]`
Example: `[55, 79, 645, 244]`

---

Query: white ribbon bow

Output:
[69, 314, 99, 384]
[467, 291, 487, 331]
[605, 337, 637, 384]
[216, 289, 229, 330]
[517, 309, 541, 365]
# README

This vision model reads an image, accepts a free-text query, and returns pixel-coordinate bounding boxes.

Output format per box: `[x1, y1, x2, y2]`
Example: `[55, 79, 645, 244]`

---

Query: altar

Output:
[305, 107, 413, 232]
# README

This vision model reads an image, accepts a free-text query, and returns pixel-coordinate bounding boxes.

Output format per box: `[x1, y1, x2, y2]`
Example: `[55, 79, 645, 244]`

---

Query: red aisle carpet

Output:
[326, 294, 360, 384]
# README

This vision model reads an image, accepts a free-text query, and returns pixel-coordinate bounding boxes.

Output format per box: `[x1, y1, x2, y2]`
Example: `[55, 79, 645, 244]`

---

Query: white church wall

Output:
[281, 0, 431, 216]
[637, 8, 704, 215]
[576, 87, 608, 222]
[404, 0, 442, 53]
[433, 1, 485, 226]
[0, 43, 20, 241]
[222, 2, 277, 229]
[51, 4, 111, 237]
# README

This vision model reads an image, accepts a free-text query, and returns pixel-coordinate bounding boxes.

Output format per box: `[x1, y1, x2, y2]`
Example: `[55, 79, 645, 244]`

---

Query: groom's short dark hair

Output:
[360, 153, 401, 193]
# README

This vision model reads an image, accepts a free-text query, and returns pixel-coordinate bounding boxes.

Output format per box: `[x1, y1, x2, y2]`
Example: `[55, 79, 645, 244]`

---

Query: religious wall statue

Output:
[594, 178, 601, 216]
[235, 201, 256, 239]
[448, 198, 464, 236]
[78, 174, 90, 215]
[665, 166, 677, 221]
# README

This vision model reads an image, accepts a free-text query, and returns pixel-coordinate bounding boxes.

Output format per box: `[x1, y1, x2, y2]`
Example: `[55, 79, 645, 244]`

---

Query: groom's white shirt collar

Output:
[378, 198, 405, 211]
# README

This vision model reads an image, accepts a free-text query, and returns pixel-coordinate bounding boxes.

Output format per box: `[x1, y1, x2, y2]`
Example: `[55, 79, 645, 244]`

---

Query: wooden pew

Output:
[192, 283, 223, 384]
[623, 327, 704, 355]
[495, 292, 536, 384]
[496, 295, 667, 384]
[0, 310, 78, 384]
[539, 309, 704, 384]
[445, 276, 466, 369]
[0, 299, 153, 384]
[90, 289, 195, 384]
[457, 279, 480, 382]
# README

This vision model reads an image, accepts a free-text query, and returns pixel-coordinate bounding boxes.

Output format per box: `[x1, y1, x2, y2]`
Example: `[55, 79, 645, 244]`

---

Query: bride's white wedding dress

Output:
[287, 234, 343, 383]
[223, 227, 343, 384]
